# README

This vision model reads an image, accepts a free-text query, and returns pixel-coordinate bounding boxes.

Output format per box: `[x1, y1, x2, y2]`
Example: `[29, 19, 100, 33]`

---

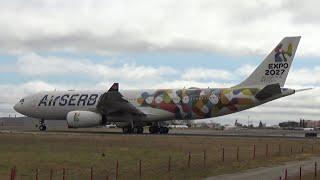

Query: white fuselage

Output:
[13, 87, 295, 124]
[14, 90, 176, 122]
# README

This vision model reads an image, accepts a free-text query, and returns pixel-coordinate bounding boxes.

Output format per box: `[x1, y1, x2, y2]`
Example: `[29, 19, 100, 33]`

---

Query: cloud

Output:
[1, 52, 320, 123]
[181, 68, 233, 81]
[7, 52, 320, 89]
[284, 0, 320, 24]
[0, 81, 63, 104]
[287, 66, 320, 86]
[2, 53, 320, 123]
[235, 64, 256, 77]
[0, 65, 15, 73]
[0, 0, 319, 56]
[16, 53, 178, 83]
[8, 53, 241, 86]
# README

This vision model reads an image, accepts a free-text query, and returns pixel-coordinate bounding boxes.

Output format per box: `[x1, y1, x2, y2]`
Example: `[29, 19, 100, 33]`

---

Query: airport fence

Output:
[279, 162, 320, 180]
[6, 142, 320, 180]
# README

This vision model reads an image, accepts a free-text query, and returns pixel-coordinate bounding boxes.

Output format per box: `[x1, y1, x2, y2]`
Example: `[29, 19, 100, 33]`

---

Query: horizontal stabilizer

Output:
[255, 84, 281, 100]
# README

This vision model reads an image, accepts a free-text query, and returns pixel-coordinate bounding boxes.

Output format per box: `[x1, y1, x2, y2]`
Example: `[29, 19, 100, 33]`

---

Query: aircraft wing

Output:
[96, 83, 146, 116]
[295, 88, 313, 93]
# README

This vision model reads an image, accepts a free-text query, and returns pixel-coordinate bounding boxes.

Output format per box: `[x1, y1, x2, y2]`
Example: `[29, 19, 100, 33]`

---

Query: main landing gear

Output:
[38, 119, 47, 131]
[122, 126, 169, 134]
[149, 126, 169, 134]
[122, 126, 144, 134]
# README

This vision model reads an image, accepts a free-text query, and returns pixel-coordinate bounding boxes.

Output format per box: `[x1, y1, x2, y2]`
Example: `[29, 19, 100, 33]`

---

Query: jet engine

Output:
[66, 111, 102, 128]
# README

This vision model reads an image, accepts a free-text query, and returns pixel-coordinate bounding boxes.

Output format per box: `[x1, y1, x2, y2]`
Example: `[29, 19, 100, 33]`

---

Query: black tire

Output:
[39, 125, 46, 131]
[149, 127, 155, 134]
[159, 127, 165, 134]
[164, 127, 169, 134]
[154, 127, 160, 134]
[149, 126, 159, 134]
[133, 127, 140, 134]
[137, 127, 144, 134]
[123, 127, 132, 134]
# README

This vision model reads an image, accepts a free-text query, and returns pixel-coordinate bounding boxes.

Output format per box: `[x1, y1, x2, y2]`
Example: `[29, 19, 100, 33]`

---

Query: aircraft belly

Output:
[140, 107, 175, 122]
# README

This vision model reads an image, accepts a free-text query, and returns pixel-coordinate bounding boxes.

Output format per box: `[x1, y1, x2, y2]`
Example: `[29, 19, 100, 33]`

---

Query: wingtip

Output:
[295, 88, 313, 93]
[108, 83, 119, 92]
[285, 36, 301, 39]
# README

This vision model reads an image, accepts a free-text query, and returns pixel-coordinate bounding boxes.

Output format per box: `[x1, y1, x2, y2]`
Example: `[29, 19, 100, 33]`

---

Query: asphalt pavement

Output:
[206, 156, 320, 180]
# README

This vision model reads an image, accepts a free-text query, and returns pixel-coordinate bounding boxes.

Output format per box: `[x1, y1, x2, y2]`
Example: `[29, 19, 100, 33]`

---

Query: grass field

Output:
[1, 131, 320, 180]
[292, 171, 320, 180]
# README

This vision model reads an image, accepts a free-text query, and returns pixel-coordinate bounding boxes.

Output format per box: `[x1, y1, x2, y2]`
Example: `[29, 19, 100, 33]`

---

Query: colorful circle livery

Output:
[136, 88, 257, 119]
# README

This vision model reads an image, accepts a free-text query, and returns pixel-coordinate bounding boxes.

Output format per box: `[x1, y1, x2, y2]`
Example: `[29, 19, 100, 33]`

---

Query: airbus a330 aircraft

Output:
[14, 36, 306, 134]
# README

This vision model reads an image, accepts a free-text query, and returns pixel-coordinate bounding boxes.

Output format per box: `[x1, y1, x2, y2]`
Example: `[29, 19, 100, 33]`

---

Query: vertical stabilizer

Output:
[235, 36, 301, 88]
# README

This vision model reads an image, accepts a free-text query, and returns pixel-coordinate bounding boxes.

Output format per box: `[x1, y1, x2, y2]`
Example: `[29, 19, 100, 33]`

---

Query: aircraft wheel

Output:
[39, 125, 47, 131]
[158, 127, 169, 134]
[137, 127, 144, 134]
[149, 127, 155, 134]
[159, 127, 166, 134]
[122, 127, 132, 134]
[149, 126, 159, 134]
[164, 127, 169, 134]
[133, 127, 140, 134]
[133, 127, 143, 134]
[39, 119, 46, 131]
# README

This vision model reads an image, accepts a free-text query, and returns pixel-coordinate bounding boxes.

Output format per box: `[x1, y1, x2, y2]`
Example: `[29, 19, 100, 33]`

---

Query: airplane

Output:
[14, 36, 307, 134]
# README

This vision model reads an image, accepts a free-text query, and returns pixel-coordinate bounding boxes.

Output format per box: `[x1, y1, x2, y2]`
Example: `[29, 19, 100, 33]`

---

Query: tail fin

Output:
[235, 36, 301, 88]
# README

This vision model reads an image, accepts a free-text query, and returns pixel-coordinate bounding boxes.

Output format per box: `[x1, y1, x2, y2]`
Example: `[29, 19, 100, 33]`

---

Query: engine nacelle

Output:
[66, 111, 102, 128]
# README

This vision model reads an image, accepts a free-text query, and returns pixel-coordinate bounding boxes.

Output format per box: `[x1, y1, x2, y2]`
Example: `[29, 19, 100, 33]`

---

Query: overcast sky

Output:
[0, 0, 320, 125]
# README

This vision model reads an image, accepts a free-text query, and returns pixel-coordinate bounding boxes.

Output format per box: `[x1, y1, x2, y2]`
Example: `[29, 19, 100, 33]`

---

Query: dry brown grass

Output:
[0, 132, 320, 179]
[291, 171, 320, 180]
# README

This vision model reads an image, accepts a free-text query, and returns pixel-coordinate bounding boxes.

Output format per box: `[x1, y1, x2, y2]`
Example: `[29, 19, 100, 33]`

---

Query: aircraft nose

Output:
[13, 103, 21, 113]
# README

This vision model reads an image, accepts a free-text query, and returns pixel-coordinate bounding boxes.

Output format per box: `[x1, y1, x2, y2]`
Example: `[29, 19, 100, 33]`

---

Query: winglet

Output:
[108, 83, 119, 92]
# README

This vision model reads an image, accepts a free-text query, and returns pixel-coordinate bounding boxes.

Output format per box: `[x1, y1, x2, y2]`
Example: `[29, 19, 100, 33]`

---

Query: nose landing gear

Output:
[38, 119, 47, 131]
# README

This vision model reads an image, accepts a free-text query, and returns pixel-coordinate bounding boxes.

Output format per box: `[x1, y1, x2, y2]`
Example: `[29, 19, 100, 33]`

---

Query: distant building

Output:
[300, 119, 320, 128]
[279, 121, 300, 128]
[270, 125, 280, 129]
[190, 122, 222, 129]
